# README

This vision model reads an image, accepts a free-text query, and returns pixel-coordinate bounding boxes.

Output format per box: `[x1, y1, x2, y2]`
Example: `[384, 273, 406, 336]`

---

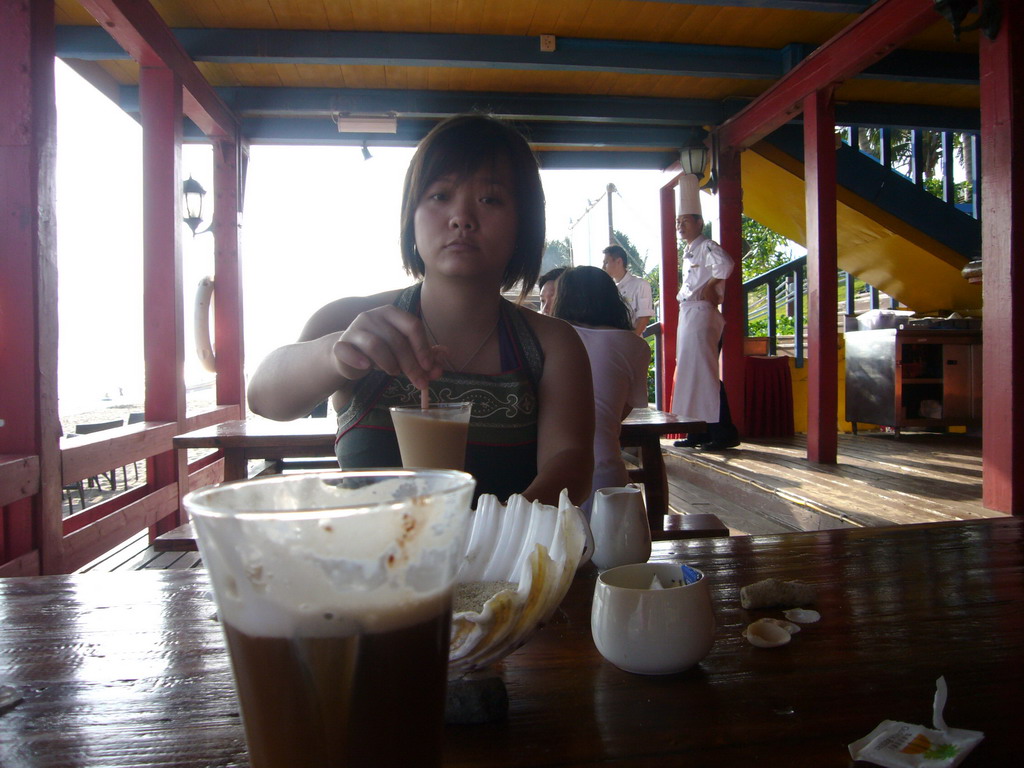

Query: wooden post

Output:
[212, 137, 245, 410]
[659, 184, 679, 406]
[717, 149, 746, 435]
[979, 2, 1024, 513]
[0, 0, 62, 574]
[803, 89, 838, 464]
[139, 65, 188, 534]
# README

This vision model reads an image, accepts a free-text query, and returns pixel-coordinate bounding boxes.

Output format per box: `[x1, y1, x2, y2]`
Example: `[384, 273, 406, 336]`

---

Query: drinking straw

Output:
[420, 387, 429, 411]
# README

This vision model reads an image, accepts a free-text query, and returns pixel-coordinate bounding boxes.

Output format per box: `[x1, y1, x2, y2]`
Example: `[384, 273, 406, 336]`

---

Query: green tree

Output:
[541, 237, 572, 274]
[741, 216, 790, 280]
[611, 229, 646, 276]
[645, 264, 660, 307]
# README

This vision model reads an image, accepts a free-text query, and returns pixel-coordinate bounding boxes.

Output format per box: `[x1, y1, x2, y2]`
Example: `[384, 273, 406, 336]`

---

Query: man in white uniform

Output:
[670, 175, 740, 450]
[602, 245, 654, 335]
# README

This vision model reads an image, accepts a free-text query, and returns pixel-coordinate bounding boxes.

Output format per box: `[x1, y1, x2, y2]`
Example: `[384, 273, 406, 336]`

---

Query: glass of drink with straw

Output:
[389, 388, 472, 470]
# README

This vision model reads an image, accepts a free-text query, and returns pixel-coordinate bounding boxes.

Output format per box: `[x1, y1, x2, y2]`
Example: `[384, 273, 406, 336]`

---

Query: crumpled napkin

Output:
[848, 677, 984, 767]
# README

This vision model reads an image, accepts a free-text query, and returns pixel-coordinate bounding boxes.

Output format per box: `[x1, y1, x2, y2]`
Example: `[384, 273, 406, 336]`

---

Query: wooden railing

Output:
[0, 403, 241, 577]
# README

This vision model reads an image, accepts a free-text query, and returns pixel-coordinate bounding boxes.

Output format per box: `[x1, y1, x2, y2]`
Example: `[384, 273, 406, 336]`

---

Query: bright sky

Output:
[54, 60, 697, 411]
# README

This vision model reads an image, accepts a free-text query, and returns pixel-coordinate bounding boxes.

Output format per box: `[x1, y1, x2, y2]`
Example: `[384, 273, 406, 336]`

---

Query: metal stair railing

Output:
[742, 257, 898, 368]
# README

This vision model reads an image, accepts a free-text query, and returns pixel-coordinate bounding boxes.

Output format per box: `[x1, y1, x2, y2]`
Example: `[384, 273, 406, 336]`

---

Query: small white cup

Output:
[591, 562, 715, 675]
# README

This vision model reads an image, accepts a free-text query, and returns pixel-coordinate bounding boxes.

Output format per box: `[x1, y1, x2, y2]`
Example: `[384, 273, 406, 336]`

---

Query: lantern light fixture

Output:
[678, 144, 709, 178]
[183, 175, 211, 236]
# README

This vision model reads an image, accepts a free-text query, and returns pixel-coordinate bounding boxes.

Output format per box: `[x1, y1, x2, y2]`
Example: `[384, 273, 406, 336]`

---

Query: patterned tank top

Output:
[335, 283, 544, 502]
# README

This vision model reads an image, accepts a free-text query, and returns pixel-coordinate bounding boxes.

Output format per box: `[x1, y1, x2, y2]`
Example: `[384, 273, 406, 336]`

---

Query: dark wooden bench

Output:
[654, 513, 730, 540]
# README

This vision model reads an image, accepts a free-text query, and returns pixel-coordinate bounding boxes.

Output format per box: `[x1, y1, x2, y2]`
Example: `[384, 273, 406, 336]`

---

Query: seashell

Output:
[762, 617, 801, 634]
[743, 618, 793, 648]
[449, 490, 590, 677]
[783, 608, 821, 624]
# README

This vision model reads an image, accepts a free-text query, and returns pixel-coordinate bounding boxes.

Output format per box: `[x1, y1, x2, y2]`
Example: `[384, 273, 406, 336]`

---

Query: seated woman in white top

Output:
[553, 266, 651, 514]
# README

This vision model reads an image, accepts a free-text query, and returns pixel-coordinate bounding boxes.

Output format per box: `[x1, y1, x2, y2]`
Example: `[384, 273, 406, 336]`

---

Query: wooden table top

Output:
[172, 408, 704, 450]
[4, 518, 1019, 766]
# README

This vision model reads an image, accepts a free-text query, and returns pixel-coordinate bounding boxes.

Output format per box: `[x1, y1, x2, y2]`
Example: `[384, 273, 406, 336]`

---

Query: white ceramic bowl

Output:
[591, 562, 715, 675]
[448, 490, 590, 676]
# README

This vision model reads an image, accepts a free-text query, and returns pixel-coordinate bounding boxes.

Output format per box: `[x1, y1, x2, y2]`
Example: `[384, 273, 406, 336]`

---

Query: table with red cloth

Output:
[744, 355, 794, 437]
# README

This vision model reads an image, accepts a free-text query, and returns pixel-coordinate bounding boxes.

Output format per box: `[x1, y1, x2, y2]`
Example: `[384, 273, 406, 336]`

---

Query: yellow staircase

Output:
[742, 141, 982, 314]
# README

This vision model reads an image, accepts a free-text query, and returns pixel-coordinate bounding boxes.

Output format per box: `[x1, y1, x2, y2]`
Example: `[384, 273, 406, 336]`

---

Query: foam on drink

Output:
[197, 476, 464, 635]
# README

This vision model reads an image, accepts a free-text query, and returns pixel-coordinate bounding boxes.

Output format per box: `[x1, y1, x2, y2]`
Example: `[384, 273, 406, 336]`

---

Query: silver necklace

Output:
[422, 312, 500, 373]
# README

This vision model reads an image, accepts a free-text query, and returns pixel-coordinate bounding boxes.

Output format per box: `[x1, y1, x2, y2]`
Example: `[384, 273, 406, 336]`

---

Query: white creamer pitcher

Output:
[589, 485, 652, 571]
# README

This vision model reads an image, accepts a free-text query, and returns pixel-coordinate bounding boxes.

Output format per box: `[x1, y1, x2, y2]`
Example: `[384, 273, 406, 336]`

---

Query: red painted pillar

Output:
[979, 3, 1024, 514]
[718, 149, 746, 435]
[212, 137, 245, 410]
[659, 183, 679, 409]
[140, 65, 188, 533]
[0, 0, 62, 574]
[803, 89, 838, 464]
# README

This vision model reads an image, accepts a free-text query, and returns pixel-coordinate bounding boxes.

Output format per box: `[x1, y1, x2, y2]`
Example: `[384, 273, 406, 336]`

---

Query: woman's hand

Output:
[331, 305, 445, 390]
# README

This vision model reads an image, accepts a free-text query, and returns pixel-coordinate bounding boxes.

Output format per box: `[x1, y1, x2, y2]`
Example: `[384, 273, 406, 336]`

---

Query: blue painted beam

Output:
[862, 49, 979, 85]
[181, 118, 680, 169]
[55, 26, 977, 85]
[185, 116, 703, 149]
[121, 85, 977, 135]
[119, 86, 728, 125]
[833, 102, 979, 131]
[721, 96, 979, 131]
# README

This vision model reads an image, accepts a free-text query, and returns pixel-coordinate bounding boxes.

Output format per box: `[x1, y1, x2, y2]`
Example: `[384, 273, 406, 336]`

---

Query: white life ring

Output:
[194, 276, 216, 373]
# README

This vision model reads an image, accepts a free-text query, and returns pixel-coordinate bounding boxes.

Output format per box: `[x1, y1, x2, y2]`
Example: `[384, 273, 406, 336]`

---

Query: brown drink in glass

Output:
[185, 470, 475, 768]
[390, 402, 472, 470]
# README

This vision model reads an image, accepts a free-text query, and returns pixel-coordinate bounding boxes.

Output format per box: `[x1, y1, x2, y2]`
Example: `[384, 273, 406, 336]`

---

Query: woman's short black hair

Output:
[553, 266, 634, 331]
[400, 114, 546, 299]
[538, 267, 567, 289]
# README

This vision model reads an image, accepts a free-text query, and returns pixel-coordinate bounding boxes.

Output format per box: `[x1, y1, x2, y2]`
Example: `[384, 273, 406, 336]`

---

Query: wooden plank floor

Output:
[662, 430, 1002, 535]
[75, 430, 999, 571]
[76, 531, 203, 573]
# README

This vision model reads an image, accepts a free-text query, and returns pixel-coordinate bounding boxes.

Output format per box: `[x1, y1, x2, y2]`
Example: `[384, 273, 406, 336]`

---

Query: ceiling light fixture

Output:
[332, 113, 398, 133]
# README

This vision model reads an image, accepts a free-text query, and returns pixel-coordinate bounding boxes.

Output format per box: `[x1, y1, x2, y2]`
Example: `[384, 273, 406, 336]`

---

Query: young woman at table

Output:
[247, 114, 594, 506]
[552, 266, 650, 513]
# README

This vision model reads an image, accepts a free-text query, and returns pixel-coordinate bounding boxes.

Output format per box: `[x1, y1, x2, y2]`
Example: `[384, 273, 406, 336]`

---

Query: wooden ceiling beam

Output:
[717, 0, 944, 150]
[72, 0, 238, 138]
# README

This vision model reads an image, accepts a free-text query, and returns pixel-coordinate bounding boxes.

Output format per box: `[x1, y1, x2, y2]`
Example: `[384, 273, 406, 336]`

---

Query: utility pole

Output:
[607, 183, 617, 245]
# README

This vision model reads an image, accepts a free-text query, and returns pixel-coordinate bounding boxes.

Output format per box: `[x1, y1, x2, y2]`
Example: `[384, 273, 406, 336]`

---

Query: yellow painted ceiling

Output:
[55, 0, 980, 111]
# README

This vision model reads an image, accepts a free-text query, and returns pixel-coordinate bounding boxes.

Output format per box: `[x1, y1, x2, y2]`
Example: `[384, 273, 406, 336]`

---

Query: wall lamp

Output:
[183, 175, 211, 236]
[678, 144, 709, 178]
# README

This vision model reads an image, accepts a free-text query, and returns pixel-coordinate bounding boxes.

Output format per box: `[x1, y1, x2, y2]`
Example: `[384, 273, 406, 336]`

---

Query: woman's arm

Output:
[247, 290, 443, 421]
[520, 314, 595, 506]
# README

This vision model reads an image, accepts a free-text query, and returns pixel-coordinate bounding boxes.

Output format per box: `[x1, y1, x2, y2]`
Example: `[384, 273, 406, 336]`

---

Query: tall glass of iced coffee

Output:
[389, 401, 473, 470]
[184, 469, 475, 768]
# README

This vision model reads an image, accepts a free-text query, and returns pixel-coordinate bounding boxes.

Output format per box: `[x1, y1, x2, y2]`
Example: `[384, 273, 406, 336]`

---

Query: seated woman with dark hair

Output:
[247, 114, 595, 506]
[553, 266, 651, 513]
